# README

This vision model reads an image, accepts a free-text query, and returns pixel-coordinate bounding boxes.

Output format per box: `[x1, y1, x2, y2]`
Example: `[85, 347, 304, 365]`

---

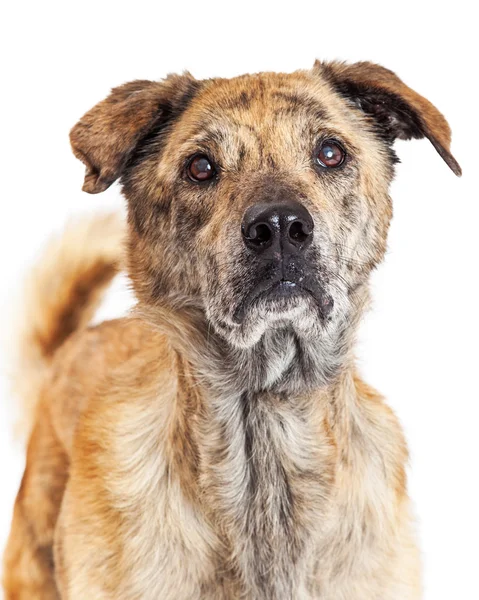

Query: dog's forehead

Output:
[174, 70, 353, 144]
[198, 71, 331, 111]
[165, 71, 360, 168]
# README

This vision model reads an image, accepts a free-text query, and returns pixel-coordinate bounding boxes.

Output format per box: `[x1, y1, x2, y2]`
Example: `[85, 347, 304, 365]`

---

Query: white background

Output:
[0, 1, 477, 598]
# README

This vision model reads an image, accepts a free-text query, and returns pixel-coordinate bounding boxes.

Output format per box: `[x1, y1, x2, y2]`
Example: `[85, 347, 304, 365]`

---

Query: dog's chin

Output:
[208, 282, 333, 350]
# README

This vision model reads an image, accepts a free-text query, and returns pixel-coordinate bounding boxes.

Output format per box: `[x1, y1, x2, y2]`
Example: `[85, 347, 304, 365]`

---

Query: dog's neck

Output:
[138, 296, 360, 396]
[220, 324, 353, 395]
[138, 301, 360, 594]
[168, 324, 357, 597]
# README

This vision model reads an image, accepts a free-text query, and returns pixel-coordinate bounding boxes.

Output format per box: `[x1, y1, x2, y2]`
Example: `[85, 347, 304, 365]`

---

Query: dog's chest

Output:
[114, 391, 404, 599]
[198, 393, 333, 597]
[192, 392, 397, 599]
[198, 391, 408, 599]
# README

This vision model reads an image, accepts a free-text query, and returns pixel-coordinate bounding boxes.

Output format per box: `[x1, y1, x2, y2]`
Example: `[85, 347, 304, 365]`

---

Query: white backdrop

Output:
[0, 1, 477, 598]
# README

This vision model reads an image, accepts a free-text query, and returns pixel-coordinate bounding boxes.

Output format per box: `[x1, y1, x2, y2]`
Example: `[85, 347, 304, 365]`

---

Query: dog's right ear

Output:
[70, 73, 201, 194]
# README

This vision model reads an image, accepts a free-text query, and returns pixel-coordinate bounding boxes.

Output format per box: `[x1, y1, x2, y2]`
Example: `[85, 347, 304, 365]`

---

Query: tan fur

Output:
[11, 212, 124, 439]
[4, 61, 460, 599]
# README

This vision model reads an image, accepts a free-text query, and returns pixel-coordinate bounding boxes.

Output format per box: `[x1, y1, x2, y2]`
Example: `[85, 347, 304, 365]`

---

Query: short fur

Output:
[3, 60, 460, 599]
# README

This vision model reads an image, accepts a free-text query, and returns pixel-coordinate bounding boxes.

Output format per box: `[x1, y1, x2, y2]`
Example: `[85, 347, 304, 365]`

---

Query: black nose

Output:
[241, 201, 314, 258]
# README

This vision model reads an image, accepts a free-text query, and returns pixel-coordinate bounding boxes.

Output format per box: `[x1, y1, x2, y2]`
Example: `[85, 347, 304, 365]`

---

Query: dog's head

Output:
[71, 62, 460, 384]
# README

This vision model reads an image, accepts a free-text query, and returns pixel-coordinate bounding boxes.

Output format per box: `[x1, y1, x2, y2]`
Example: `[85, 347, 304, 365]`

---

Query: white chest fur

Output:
[100, 381, 415, 599]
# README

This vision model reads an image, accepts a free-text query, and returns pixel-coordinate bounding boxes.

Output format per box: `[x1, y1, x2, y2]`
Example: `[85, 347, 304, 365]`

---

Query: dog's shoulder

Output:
[46, 316, 174, 455]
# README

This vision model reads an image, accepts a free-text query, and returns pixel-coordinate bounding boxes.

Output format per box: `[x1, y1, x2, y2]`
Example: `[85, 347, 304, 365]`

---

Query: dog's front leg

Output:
[3, 409, 68, 600]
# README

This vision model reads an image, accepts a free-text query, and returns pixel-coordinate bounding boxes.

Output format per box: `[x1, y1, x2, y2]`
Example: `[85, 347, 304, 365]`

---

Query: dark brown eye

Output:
[316, 140, 345, 168]
[187, 154, 216, 182]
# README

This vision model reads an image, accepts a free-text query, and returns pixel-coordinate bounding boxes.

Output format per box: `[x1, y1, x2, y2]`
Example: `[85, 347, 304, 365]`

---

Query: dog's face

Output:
[125, 71, 397, 349]
[71, 62, 460, 355]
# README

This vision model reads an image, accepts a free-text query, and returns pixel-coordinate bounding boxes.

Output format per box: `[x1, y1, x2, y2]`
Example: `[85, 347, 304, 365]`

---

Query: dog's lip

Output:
[265, 280, 303, 296]
[233, 277, 329, 324]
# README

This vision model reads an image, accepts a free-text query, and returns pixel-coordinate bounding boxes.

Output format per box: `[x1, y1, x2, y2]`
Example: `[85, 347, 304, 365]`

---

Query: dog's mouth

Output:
[233, 274, 334, 324]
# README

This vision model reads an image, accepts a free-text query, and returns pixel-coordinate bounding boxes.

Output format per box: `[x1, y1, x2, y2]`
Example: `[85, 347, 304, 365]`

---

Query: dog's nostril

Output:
[288, 220, 311, 244]
[249, 222, 272, 245]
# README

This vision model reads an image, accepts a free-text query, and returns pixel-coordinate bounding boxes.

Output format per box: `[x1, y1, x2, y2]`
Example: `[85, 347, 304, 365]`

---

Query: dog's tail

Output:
[12, 212, 124, 438]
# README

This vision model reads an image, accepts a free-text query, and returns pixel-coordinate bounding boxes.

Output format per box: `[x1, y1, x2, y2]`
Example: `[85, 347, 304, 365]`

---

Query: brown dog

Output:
[3, 60, 461, 599]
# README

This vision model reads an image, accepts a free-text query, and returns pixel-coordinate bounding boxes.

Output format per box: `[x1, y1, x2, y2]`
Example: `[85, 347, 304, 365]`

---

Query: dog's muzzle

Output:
[233, 201, 333, 323]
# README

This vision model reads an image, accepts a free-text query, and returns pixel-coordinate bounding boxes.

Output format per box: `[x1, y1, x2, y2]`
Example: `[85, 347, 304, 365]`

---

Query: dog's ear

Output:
[315, 60, 461, 176]
[70, 73, 201, 193]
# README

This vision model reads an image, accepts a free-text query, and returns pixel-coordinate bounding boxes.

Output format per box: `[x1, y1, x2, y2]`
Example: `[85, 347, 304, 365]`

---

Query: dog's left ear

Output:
[70, 73, 202, 193]
[315, 60, 461, 176]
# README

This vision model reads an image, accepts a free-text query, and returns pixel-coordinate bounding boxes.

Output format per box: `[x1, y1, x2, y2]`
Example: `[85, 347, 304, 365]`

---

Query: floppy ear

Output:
[315, 60, 461, 176]
[70, 73, 201, 193]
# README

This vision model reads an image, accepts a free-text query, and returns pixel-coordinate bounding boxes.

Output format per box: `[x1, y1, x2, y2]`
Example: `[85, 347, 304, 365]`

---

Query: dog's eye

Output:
[187, 154, 216, 182]
[316, 140, 346, 168]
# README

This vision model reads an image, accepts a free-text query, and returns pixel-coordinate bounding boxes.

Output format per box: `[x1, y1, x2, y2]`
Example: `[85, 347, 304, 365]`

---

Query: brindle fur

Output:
[3, 61, 460, 599]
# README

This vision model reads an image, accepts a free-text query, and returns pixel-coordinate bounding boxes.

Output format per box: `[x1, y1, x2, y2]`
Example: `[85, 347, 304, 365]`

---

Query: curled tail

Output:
[12, 212, 125, 437]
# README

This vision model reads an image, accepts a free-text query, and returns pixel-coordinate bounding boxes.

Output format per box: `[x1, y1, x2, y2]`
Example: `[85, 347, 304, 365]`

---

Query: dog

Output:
[3, 60, 461, 599]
